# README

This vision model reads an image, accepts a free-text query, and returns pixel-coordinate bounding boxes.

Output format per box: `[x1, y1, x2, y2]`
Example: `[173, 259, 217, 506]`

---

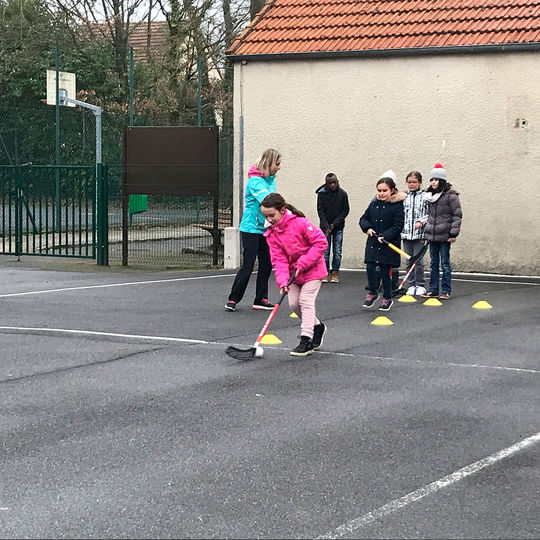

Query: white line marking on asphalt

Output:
[0, 326, 356, 357]
[380, 356, 540, 374]
[0, 326, 210, 344]
[443, 361, 539, 374]
[0, 273, 235, 298]
[452, 278, 540, 285]
[318, 431, 540, 539]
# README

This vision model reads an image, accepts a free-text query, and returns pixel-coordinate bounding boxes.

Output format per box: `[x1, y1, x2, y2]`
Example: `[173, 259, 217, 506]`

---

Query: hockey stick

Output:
[373, 232, 411, 260]
[393, 241, 430, 296]
[225, 273, 295, 360]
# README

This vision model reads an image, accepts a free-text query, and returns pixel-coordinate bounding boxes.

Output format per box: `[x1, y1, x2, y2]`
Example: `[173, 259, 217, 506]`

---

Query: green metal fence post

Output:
[55, 41, 62, 235]
[14, 166, 21, 259]
[96, 163, 109, 265]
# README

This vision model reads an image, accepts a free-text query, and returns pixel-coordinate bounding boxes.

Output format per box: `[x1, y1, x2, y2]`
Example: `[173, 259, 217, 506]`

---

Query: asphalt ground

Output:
[0, 255, 538, 539]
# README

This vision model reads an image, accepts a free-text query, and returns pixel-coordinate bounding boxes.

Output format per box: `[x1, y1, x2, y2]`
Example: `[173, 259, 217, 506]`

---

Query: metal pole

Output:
[129, 47, 134, 126]
[95, 109, 102, 165]
[238, 115, 244, 222]
[197, 57, 202, 126]
[55, 40, 61, 236]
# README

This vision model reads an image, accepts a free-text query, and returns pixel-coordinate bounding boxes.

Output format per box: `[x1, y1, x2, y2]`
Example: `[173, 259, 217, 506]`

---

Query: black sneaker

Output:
[379, 298, 393, 311]
[421, 291, 438, 298]
[252, 298, 274, 310]
[312, 322, 327, 350]
[362, 292, 380, 308]
[224, 300, 236, 311]
[290, 336, 314, 357]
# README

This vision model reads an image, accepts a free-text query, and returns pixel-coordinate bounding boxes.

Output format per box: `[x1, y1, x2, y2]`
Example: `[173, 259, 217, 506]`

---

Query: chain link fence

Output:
[0, 105, 233, 267]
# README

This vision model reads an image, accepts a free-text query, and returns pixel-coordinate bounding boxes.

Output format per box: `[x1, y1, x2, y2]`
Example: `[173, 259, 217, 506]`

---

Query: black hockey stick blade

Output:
[225, 345, 257, 360]
[409, 241, 429, 264]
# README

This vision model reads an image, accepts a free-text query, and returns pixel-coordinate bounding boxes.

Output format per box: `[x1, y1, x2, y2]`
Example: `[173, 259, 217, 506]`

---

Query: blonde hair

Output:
[255, 148, 281, 176]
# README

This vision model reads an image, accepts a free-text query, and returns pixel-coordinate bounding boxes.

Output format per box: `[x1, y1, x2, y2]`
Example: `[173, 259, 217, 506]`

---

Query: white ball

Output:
[255, 346, 264, 357]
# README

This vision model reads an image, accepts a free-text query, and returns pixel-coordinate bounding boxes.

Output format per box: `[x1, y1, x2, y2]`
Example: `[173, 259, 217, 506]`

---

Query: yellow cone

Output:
[398, 294, 416, 303]
[260, 334, 282, 344]
[289, 312, 298, 318]
[371, 316, 393, 326]
[473, 300, 492, 309]
[423, 298, 442, 306]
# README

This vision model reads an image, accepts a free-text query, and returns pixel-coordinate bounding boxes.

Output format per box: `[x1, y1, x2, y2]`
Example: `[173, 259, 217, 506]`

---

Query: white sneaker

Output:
[406, 286, 416, 296]
[415, 286, 427, 296]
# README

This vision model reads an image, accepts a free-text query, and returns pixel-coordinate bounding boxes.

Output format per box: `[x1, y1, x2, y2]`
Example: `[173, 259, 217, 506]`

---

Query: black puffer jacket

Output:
[424, 189, 462, 242]
[316, 185, 350, 231]
[359, 191, 405, 266]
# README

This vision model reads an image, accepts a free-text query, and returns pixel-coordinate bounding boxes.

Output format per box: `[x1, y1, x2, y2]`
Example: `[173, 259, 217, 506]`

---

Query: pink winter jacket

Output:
[263, 211, 328, 288]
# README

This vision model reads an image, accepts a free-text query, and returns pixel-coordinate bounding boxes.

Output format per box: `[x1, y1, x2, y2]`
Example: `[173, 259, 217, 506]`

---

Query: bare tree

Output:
[49, 0, 153, 101]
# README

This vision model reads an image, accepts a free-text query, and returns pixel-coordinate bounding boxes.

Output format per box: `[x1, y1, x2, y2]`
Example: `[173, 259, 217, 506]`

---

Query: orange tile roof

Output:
[128, 21, 168, 61]
[227, 0, 540, 58]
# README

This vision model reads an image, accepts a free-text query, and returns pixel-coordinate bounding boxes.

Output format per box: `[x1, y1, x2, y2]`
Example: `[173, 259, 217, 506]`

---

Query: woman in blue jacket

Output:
[225, 148, 281, 312]
[359, 170, 405, 311]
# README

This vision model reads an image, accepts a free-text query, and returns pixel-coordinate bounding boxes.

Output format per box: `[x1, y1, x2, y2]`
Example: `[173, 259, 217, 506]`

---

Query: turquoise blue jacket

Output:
[239, 165, 277, 234]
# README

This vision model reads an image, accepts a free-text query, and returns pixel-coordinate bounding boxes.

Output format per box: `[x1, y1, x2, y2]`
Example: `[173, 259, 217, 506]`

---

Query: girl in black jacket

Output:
[359, 171, 405, 311]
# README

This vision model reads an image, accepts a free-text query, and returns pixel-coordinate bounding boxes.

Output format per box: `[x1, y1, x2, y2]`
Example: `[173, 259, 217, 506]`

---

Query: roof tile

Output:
[227, 0, 540, 57]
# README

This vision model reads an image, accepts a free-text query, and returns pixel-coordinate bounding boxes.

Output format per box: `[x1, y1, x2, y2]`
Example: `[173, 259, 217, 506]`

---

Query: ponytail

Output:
[261, 193, 305, 217]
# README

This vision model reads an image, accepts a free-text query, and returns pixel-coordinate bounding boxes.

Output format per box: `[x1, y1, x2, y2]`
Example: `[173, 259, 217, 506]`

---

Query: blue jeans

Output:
[324, 228, 344, 272]
[428, 241, 452, 294]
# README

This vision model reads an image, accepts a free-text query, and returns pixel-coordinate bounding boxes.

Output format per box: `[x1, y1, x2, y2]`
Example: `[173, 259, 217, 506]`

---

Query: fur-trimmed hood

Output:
[391, 190, 406, 203]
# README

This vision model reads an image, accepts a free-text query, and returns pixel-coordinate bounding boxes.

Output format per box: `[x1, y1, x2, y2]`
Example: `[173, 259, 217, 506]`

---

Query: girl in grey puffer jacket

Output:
[422, 163, 462, 299]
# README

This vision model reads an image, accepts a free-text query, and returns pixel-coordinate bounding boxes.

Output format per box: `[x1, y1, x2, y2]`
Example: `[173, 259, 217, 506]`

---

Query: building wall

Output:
[232, 51, 540, 275]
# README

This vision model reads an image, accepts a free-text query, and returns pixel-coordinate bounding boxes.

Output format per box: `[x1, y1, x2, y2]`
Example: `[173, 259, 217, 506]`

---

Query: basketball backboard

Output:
[46, 70, 76, 107]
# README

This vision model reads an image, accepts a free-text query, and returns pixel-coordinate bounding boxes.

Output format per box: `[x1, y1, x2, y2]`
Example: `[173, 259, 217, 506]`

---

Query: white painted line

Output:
[341, 268, 540, 281]
[0, 326, 210, 345]
[0, 273, 235, 298]
[318, 431, 540, 539]
[452, 278, 539, 286]
[374, 355, 540, 375]
[443, 360, 539, 374]
[0, 325, 356, 357]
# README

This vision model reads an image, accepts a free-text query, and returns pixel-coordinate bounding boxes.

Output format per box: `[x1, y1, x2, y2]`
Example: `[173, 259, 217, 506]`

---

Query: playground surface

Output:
[0, 255, 538, 539]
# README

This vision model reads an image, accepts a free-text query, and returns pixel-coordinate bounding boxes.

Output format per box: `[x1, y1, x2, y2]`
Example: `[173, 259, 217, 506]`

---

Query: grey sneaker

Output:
[312, 322, 327, 350]
[362, 292, 380, 308]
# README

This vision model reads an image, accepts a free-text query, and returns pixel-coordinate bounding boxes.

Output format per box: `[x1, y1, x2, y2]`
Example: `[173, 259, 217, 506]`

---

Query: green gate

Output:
[0, 164, 108, 263]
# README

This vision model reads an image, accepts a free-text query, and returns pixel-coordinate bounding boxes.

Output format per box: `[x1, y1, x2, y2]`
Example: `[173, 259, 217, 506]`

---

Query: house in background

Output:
[226, 0, 540, 275]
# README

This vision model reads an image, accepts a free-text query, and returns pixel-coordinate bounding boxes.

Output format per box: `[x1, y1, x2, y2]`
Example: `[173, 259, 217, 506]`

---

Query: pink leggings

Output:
[287, 279, 322, 338]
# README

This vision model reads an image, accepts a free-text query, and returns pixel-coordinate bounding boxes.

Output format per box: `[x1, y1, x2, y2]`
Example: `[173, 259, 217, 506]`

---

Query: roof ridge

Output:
[227, 0, 279, 55]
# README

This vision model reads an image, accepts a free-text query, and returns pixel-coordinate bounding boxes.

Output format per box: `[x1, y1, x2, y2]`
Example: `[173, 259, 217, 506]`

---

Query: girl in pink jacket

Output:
[261, 193, 328, 357]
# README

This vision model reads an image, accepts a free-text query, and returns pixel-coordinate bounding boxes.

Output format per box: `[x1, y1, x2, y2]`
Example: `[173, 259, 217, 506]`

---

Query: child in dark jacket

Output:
[261, 193, 328, 357]
[359, 170, 405, 311]
[316, 173, 350, 283]
[422, 163, 462, 300]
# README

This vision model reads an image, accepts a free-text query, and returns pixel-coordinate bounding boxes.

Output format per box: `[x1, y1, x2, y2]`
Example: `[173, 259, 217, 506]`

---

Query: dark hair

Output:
[427, 178, 451, 194]
[377, 178, 396, 191]
[325, 173, 338, 183]
[261, 193, 305, 217]
[406, 171, 422, 182]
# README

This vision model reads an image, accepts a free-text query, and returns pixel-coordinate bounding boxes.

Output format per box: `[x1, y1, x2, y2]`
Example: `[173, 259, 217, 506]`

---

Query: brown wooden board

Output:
[123, 126, 219, 196]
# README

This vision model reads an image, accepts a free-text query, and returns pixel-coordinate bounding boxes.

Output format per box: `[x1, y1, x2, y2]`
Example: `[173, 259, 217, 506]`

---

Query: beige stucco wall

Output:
[232, 51, 540, 275]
